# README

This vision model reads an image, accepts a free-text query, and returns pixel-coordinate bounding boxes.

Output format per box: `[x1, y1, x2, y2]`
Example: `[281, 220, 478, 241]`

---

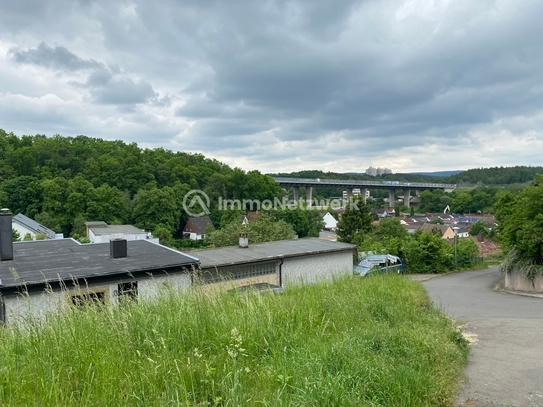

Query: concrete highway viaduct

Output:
[272, 177, 457, 208]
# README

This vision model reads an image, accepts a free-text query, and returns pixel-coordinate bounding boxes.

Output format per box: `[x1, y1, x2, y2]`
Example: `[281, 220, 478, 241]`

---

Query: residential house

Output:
[372, 207, 395, 218]
[404, 222, 456, 240]
[418, 223, 456, 239]
[409, 195, 421, 208]
[0, 213, 199, 325]
[452, 223, 471, 238]
[322, 212, 338, 230]
[85, 221, 157, 243]
[12, 213, 62, 240]
[183, 216, 215, 240]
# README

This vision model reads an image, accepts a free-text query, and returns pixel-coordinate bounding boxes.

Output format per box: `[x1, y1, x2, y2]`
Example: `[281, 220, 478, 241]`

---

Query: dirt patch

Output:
[474, 238, 501, 257]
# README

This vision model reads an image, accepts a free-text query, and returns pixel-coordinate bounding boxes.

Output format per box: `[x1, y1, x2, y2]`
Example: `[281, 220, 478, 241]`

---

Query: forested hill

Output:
[445, 166, 543, 185]
[272, 170, 446, 183]
[0, 130, 282, 238]
[274, 166, 543, 186]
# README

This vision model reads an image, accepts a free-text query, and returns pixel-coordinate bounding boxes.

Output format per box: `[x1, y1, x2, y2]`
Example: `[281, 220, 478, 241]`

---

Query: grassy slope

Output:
[0, 275, 468, 406]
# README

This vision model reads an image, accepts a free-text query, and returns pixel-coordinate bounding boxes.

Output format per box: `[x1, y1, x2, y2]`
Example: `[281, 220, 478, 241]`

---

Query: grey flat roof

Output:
[0, 239, 198, 290]
[195, 238, 357, 269]
[89, 224, 147, 236]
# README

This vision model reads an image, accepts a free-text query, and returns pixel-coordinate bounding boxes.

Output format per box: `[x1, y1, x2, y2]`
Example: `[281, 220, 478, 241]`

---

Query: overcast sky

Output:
[1, 0, 542, 174]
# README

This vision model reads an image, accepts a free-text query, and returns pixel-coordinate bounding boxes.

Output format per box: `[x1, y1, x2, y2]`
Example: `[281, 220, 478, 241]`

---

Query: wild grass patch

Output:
[0, 275, 467, 406]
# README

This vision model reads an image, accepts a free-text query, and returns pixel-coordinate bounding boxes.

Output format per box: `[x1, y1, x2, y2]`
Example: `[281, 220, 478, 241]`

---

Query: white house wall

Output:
[136, 273, 192, 300]
[323, 213, 338, 230]
[12, 224, 36, 240]
[2, 273, 192, 325]
[4, 290, 64, 326]
[282, 251, 353, 287]
[188, 232, 205, 240]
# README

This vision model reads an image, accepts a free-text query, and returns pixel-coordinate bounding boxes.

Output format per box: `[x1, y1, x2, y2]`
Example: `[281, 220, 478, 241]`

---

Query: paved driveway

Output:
[422, 267, 543, 407]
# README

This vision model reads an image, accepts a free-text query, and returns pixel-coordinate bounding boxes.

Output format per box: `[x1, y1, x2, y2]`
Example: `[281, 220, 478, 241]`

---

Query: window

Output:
[199, 261, 278, 284]
[118, 281, 138, 300]
[70, 290, 106, 307]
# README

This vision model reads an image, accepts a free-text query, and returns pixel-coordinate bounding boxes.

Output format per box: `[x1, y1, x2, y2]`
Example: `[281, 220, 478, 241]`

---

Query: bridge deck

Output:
[272, 177, 456, 190]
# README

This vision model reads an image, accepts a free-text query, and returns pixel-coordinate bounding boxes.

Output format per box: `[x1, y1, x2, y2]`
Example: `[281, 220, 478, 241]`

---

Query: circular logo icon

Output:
[183, 190, 211, 217]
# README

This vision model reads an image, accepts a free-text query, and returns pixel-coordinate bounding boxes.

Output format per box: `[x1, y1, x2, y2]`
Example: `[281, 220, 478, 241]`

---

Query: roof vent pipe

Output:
[239, 232, 248, 248]
[0, 209, 14, 261]
[110, 238, 128, 259]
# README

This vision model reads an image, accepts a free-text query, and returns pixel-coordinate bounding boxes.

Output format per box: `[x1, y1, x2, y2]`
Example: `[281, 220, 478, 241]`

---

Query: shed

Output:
[194, 238, 357, 291]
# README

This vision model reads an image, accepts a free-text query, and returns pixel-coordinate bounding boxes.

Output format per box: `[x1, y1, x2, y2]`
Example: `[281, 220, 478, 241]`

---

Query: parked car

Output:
[353, 254, 405, 277]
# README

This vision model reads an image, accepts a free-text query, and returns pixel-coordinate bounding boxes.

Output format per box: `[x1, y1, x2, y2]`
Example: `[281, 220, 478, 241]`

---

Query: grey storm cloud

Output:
[9, 42, 103, 71]
[10, 41, 159, 107]
[90, 76, 157, 105]
[0, 0, 542, 172]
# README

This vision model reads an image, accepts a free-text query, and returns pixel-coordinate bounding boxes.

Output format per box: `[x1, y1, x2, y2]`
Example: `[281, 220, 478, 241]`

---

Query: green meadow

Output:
[0, 275, 467, 406]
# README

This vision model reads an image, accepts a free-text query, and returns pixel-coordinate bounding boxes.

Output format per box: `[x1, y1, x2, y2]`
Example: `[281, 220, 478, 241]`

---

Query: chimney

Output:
[239, 232, 248, 248]
[110, 238, 128, 259]
[0, 209, 14, 261]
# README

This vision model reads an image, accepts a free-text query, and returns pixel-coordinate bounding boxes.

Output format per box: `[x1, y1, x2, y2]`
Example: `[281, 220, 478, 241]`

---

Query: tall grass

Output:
[0, 275, 467, 406]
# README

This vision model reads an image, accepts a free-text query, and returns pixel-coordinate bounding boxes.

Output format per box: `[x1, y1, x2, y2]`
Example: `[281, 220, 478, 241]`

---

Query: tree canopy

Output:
[336, 197, 374, 245]
[495, 175, 543, 264]
[208, 212, 296, 247]
[0, 130, 283, 241]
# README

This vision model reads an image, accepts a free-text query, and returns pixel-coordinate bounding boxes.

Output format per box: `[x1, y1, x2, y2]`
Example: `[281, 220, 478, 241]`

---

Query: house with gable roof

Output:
[183, 216, 215, 240]
[12, 213, 62, 240]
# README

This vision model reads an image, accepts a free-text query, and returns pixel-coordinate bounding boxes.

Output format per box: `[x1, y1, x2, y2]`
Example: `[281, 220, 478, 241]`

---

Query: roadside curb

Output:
[494, 278, 543, 299]
[405, 274, 447, 282]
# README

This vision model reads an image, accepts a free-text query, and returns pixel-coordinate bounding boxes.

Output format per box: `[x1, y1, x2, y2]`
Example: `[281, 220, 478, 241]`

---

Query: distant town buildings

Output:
[342, 188, 370, 200]
[366, 166, 392, 176]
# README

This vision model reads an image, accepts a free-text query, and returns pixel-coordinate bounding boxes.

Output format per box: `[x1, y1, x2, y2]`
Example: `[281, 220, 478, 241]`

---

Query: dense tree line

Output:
[275, 166, 543, 186]
[495, 175, 543, 273]
[0, 130, 286, 242]
[446, 166, 543, 185]
[337, 197, 481, 273]
[416, 187, 500, 214]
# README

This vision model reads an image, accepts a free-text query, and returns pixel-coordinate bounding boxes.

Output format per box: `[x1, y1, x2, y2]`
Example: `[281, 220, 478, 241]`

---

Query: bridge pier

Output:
[306, 186, 313, 207]
[389, 190, 395, 206]
[362, 188, 368, 203]
[271, 178, 456, 211]
[293, 187, 300, 201]
[345, 188, 353, 202]
[404, 189, 411, 208]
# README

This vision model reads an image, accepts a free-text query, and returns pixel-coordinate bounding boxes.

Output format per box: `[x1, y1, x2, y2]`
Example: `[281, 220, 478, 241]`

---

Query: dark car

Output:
[353, 254, 405, 277]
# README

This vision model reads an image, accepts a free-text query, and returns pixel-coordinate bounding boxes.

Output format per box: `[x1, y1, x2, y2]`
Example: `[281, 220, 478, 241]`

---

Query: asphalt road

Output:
[422, 267, 543, 407]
